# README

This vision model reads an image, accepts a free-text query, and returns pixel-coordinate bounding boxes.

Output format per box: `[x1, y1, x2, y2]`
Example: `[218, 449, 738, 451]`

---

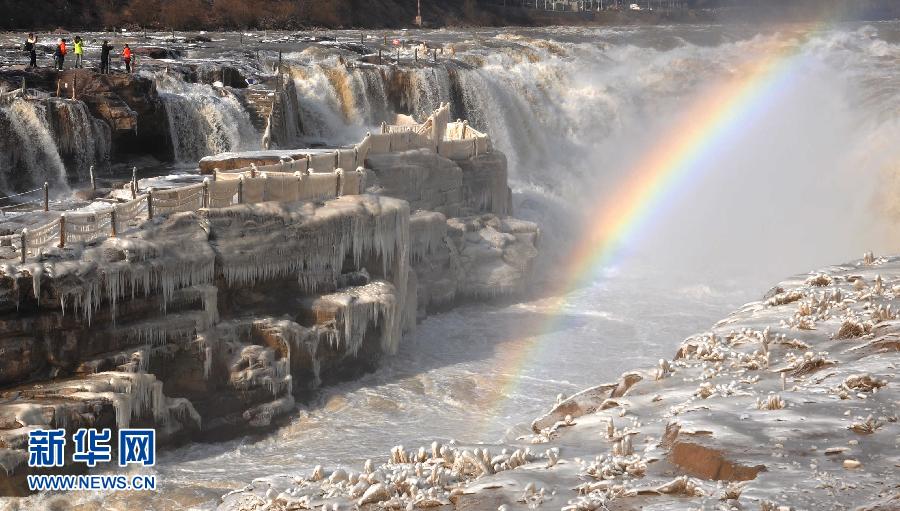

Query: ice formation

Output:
[0, 112, 542, 492]
[220, 254, 900, 511]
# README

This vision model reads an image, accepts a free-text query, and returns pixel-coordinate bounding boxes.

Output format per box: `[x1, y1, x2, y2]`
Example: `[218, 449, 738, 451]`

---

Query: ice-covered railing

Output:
[440, 120, 492, 160]
[4, 168, 365, 263]
[200, 103, 487, 178]
[212, 167, 365, 204]
[3, 104, 487, 262]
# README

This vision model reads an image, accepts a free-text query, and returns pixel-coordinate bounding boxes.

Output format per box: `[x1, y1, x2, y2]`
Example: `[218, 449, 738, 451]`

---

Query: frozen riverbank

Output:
[219, 253, 899, 511]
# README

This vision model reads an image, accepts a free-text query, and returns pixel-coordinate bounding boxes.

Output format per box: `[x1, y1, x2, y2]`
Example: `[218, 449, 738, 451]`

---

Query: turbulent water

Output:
[151, 71, 259, 162]
[18, 21, 900, 510]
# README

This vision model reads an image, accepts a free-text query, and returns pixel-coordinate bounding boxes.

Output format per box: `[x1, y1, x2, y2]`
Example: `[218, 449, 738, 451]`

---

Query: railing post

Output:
[250, 163, 257, 179]
[147, 189, 154, 219]
[202, 178, 210, 208]
[414, 48, 418, 63]
[89, 165, 95, 190]
[58, 214, 66, 248]
[238, 176, 244, 204]
[72, 73, 76, 100]
[110, 208, 118, 237]
[433, 49, 437, 63]
[19, 228, 26, 263]
[43, 182, 49, 211]
[131, 167, 138, 199]
[335, 169, 342, 197]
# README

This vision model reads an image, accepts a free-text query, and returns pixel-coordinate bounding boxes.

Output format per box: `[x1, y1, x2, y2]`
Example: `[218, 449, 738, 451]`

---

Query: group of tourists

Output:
[24, 33, 133, 74]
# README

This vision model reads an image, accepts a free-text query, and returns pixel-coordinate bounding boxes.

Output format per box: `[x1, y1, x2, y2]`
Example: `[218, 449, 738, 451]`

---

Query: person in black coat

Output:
[100, 40, 113, 74]
[24, 33, 37, 68]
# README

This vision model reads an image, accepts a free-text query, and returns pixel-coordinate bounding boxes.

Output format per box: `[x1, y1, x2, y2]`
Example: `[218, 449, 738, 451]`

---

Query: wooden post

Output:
[71, 73, 76, 100]
[237, 176, 244, 204]
[89, 165, 96, 190]
[19, 229, 26, 263]
[110, 209, 117, 237]
[202, 178, 210, 208]
[433, 49, 437, 63]
[262, 174, 268, 202]
[361, 32, 364, 43]
[43, 182, 49, 211]
[58, 214, 66, 248]
[379, 50, 382, 64]
[131, 166, 138, 198]
[147, 189, 154, 219]
[397, 46, 400, 63]
[335, 170, 342, 197]
[250, 163, 257, 178]
[414, 48, 418, 63]
[56, 80, 61, 97]
[277, 51, 282, 72]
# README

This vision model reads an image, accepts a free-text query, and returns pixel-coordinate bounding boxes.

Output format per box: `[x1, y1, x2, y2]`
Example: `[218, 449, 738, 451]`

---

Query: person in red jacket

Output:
[122, 44, 132, 73]
[54, 38, 67, 70]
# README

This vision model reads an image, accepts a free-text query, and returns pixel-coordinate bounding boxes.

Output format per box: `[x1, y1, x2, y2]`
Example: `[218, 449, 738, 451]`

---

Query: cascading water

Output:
[282, 54, 459, 145]
[275, 26, 900, 278]
[28, 23, 900, 511]
[0, 98, 106, 194]
[45, 98, 111, 181]
[152, 72, 260, 162]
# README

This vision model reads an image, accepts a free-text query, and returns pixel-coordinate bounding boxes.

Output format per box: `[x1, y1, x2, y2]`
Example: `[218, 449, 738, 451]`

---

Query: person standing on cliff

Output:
[24, 33, 37, 68]
[54, 38, 66, 71]
[122, 44, 132, 73]
[73, 36, 84, 68]
[100, 40, 112, 74]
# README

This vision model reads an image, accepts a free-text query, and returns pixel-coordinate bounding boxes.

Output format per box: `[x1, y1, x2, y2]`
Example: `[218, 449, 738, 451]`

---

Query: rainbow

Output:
[476, 28, 821, 436]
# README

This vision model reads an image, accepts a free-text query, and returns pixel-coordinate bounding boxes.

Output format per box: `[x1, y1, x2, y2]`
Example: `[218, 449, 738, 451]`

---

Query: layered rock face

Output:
[0, 149, 538, 494]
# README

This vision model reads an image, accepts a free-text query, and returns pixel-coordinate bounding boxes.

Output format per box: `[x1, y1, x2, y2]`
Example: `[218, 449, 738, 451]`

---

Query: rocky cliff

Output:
[0, 145, 539, 495]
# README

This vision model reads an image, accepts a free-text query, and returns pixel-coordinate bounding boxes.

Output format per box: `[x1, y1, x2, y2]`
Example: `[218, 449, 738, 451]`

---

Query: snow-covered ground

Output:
[218, 253, 899, 511]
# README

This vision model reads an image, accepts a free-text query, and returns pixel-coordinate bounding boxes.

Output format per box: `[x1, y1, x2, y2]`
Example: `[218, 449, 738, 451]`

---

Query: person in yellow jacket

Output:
[73, 36, 84, 68]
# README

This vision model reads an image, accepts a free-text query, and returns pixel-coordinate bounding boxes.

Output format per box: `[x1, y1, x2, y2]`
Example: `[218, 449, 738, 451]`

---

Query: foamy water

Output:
[13, 22, 900, 510]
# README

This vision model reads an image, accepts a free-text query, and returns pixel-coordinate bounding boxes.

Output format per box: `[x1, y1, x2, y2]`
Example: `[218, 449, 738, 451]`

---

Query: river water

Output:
[13, 21, 900, 510]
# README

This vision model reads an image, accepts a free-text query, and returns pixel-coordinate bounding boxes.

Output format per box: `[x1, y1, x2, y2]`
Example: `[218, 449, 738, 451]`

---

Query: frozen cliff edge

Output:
[218, 254, 898, 511]
[0, 149, 539, 494]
